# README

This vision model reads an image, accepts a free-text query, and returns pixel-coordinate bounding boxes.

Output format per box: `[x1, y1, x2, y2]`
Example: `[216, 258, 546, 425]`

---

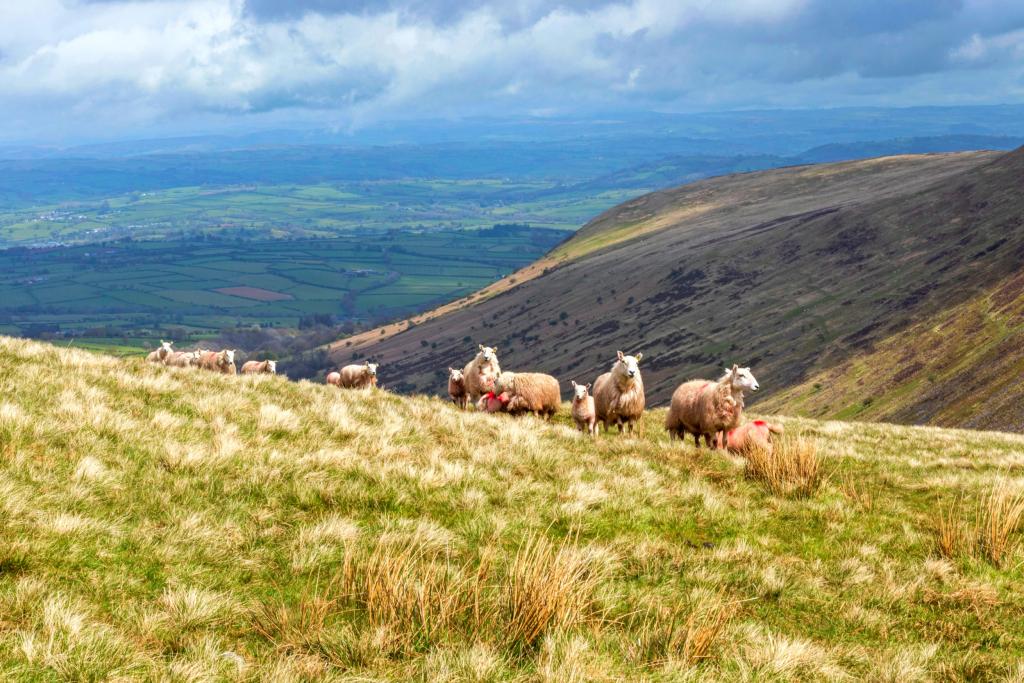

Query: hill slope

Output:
[1, 336, 1024, 679]
[332, 149, 1024, 413]
[760, 269, 1024, 431]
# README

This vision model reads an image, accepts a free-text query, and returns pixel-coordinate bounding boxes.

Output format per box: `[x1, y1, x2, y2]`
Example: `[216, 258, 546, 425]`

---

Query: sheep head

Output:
[614, 351, 643, 380]
[267, 360, 277, 374]
[572, 381, 591, 401]
[478, 345, 497, 363]
[723, 364, 759, 393]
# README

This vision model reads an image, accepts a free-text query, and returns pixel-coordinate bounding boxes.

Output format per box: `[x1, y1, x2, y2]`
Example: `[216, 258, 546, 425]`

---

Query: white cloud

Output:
[0, 0, 1022, 141]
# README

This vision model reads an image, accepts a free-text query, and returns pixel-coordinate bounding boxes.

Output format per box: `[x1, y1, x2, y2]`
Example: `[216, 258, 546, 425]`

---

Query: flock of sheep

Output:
[145, 340, 276, 375]
[145, 339, 782, 453]
[446, 345, 782, 454]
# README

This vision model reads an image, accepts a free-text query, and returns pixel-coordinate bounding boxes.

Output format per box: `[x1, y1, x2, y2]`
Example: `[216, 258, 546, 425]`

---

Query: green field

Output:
[0, 180, 642, 247]
[0, 226, 567, 341]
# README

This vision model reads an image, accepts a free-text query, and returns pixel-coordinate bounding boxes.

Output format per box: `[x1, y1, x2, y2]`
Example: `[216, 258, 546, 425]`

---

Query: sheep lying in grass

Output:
[448, 367, 468, 409]
[241, 359, 277, 375]
[571, 381, 596, 436]
[146, 340, 173, 364]
[337, 361, 378, 389]
[594, 351, 645, 435]
[494, 371, 560, 419]
[462, 345, 501, 405]
[726, 420, 784, 455]
[198, 349, 236, 375]
[665, 365, 755, 448]
[477, 390, 510, 413]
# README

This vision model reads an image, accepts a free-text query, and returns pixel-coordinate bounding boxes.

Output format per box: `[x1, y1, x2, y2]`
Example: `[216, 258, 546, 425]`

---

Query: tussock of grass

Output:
[933, 480, 1024, 567]
[743, 434, 824, 498]
[2, 335, 1024, 679]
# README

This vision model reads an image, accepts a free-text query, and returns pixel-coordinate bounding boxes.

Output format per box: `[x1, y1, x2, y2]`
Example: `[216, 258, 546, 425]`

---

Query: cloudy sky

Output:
[2, 0, 1023, 143]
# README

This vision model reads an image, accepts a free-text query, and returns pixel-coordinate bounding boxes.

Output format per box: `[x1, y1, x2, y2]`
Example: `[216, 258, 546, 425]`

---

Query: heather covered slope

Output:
[761, 270, 1024, 431]
[1, 336, 1024, 679]
[329, 148, 1024, 409]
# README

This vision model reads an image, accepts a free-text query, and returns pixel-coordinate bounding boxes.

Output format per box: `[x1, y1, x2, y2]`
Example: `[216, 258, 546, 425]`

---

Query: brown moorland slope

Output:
[329, 149, 1024, 412]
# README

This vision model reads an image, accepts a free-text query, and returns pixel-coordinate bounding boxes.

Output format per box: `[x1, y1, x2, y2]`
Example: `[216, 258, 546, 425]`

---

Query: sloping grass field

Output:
[1, 336, 1023, 680]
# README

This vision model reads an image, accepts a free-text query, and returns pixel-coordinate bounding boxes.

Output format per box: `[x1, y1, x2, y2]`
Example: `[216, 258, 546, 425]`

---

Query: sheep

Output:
[593, 351, 645, 435]
[241, 359, 277, 375]
[725, 420, 784, 455]
[493, 371, 560, 419]
[166, 349, 202, 368]
[448, 367, 468, 409]
[326, 371, 342, 387]
[337, 361, 379, 389]
[713, 365, 759, 447]
[665, 365, 754, 448]
[462, 345, 501, 405]
[477, 390, 510, 413]
[570, 381, 597, 436]
[146, 340, 173, 364]
[198, 349, 236, 375]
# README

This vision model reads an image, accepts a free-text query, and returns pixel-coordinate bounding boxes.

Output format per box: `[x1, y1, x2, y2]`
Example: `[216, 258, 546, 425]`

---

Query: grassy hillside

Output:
[329, 150, 1024, 410]
[2, 335, 1023, 679]
[760, 270, 1024, 431]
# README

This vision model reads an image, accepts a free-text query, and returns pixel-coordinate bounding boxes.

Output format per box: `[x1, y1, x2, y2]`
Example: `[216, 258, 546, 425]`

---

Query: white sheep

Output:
[337, 361, 378, 389]
[198, 349, 236, 374]
[593, 350, 645, 435]
[448, 367, 468, 409]
[146, 340, 173, 364]
[241, 359, 277, 374]
[462, 345, 501, 405]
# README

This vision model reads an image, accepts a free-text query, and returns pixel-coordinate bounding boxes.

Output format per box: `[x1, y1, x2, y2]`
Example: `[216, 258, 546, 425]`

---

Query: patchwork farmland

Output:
[0, 226, 568, 343]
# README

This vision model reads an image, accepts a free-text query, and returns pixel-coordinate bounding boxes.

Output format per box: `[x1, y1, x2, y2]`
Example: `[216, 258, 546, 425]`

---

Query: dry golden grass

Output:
[3, 336, 1024, 680]
[743, 434, 824, 498]
[933, 480, 1024, 567]
[504, 533, 606, 648]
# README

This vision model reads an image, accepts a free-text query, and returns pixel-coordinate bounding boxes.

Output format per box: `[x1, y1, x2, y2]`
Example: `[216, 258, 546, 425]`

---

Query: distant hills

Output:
[334, 146, 1024, 430]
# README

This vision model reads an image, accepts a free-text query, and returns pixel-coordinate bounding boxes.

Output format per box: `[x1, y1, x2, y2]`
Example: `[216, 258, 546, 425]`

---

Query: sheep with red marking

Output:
[494, 371, 560, 419]
[665, 364, 756, 447]
[198, 349, 236, 375]
[726, 420, 784, 455]
[462, 345, 501, 405]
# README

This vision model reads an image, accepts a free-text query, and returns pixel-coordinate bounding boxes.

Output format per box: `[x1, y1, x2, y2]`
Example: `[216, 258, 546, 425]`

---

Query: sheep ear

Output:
[616, 350, 624, 361]
[478, 344, 484, 351]
[731, 363, 739, 373]
[571, 380, 578, 388]
[492, 346, 498, 354]
[586, 383, 592, 391]
[635, 352, 643, 362]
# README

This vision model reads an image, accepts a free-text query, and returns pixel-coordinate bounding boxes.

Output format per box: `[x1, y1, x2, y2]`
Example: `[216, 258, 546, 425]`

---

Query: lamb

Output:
[570, 381, 597, 436]
[241, 359, 277, 375]
[448, 367, 468, 409]
[494, 371, 560, 419]
[665, 365, 755, 448]
[326, 371, 342, 387]
[462, 345, 501, 405]
[336, 361, 379, 389]
[198, 349, 236, 375]
[725, 420, 784, 455]
[593, 351, 645, 435]
[146, 340, 173, 364]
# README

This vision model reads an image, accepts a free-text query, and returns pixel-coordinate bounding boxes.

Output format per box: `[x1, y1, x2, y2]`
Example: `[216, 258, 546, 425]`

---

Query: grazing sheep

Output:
[166, 350, 202, 368]
[593, 351, 645, 435]
[494, 371, 560, 419]
[326, 371, 342, 387]
[477, 390, 510, 413]
[241, 359, 277, 375]
[665, 365, 753, 448]
[198, 349, 236, 375]
[448, 367, 468, 409]
[462, 345, 501, 404]
[726, 420, 784, 455]
[337, 361, 379, 389]
[146, 340, 173, 364]
[570, 381, 597, 436]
